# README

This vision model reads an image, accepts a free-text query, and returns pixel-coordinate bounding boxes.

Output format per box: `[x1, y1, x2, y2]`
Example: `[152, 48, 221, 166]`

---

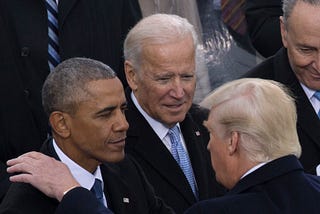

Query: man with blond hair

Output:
[186, 78, 320, 213]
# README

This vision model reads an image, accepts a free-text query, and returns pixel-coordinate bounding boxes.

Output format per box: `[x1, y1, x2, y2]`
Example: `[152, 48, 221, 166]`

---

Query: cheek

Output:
[289, 50, 313, 68]
[208, 142, 217, 166]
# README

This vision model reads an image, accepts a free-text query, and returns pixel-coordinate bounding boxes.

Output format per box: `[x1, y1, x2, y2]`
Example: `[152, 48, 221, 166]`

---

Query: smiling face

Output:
[59, 78, 129, 172]
[281, 1, 320, 90]
[127, 35, 196, 127]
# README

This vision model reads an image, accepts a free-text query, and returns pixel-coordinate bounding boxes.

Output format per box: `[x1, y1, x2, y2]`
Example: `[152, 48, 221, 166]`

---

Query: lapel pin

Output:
[123, 197, 130, 203]
[195, 131, 200, 136]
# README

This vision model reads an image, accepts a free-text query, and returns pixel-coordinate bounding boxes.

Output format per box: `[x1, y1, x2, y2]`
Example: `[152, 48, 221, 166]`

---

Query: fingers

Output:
[6, 151, 53, 175]
[7, 162, 32, 174]
[9, 173, 33, 183]
[18, 151, 48, 160]
[7, 151, 44, 166]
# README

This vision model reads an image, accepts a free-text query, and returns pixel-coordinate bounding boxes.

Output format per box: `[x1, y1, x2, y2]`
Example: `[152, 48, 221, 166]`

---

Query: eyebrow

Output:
[95, 106, 116, 116]
[95, 101, 127, 115]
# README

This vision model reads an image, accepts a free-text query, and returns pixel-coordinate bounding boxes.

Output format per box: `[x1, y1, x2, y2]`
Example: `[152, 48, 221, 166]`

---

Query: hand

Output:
[7, 151, 80, 201]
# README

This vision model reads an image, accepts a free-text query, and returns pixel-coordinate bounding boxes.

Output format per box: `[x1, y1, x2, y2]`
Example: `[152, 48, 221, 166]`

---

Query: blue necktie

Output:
[45, 0, 60, 70]
[313, 91, 320, 119]
[91, 179, 107, 209]
[168, 125, 198, 199]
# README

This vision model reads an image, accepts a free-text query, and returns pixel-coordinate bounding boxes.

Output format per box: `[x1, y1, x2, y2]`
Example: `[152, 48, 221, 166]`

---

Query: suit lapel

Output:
[100, 164, 133, 214]
[58, 0, 78, 29]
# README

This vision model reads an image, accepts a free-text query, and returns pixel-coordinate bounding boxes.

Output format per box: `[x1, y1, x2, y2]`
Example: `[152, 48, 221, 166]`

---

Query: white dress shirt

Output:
[53, 139, 108, 207]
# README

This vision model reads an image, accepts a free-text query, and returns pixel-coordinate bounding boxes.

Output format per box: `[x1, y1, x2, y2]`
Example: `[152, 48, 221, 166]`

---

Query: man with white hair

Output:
[185, 78, 320, 213]
[123, 13, 224, 213]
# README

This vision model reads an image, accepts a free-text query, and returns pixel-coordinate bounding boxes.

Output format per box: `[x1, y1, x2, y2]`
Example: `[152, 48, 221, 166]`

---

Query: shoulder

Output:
[0, 182, 57, 214]
[243, 48, 287, 79]
[185, 193, 278, 214]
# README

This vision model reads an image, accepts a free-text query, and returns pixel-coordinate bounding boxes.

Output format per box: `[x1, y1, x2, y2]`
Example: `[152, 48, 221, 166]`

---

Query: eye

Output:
[98, 112, 111, 118]
[181, 74, 194, 80]
[298, 47, 314, 54]
[156, 76, 171, 84]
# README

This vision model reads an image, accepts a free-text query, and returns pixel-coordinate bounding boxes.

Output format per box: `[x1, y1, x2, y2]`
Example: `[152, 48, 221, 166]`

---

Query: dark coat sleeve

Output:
[55, 187, 114, 214]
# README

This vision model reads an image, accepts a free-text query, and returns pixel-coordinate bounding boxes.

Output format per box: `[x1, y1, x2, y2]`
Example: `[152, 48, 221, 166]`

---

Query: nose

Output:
[170, 78, 185, 98]
[114, 110, 129, 132]
[313, 53, 320, 72]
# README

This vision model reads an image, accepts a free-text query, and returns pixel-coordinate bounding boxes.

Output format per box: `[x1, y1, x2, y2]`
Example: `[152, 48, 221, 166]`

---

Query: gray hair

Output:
[282, 0, 320, 26]
[123, 13, 198, 70]
[42, 57, 117, 116]
[201, 78, 301, 163]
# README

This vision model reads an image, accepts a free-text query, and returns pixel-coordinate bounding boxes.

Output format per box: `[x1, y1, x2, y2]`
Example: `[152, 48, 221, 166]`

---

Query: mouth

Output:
[165, 102, 185, 109]
[109, 136, 126, 145]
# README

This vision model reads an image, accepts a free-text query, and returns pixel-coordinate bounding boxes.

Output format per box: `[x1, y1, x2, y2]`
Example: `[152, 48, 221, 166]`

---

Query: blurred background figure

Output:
[245, 0, 283, 58]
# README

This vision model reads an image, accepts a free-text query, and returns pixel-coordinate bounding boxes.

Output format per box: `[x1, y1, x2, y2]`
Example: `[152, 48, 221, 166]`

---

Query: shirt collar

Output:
[131, 92, 179, 140]
[52, 139, 103, 190]
[300, 83, 317, 99]
[240, 162, 268, 179]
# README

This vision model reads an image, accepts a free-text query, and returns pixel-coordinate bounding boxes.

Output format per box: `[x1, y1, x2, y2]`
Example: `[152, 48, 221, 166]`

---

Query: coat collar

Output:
[228, 155, 303, 195]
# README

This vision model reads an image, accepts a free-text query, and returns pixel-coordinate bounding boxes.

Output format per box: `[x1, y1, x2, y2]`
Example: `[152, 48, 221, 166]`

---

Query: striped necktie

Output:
[221, 0, 247, 35]
[313, 91, 320, 119]
[168, 125, 198, 199]
[45, 0, 60, 70]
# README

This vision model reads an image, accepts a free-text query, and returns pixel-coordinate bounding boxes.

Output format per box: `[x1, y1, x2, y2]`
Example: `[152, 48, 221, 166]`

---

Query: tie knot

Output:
[91, 179, 103, 200]
[314, 91, 320, 101]
[168, 125, 180, 143]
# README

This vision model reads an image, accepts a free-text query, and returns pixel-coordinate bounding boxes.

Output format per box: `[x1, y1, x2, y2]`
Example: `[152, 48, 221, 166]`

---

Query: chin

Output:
[104, 152, 125, 163]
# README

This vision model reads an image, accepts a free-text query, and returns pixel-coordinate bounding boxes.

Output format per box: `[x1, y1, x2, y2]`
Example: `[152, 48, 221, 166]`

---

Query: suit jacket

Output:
[124, 90, 225, 214]
[0, 139, 174, 214]
[245, 0, 282, 57]
[0, 0, 141, 200]
[185, 155, 320, 214]
[244, 47, 320, 174]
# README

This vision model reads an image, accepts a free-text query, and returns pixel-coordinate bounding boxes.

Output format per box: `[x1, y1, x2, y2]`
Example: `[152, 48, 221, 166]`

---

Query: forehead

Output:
[83, 78, 125, 107]
[141, 36, 195, 68]
[289, 2, 320, 32]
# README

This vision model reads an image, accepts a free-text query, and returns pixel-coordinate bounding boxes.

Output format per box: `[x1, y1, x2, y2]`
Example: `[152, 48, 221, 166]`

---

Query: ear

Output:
[124, 60, 138, 91]
[228, 131, 240, 155]
[49, 111, 71, 138]
[280, 16, 288, 48]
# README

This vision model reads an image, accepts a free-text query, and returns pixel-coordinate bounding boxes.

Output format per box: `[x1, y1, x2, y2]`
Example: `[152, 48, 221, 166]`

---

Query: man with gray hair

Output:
[123, 13, 224, 213]
[0, 57, 173, 214]
[185, 78, 320, 213]
[244, 0, 320, 175]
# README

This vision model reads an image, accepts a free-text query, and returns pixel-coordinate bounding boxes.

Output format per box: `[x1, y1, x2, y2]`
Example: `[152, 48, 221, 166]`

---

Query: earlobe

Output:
[124, 60, 138, 91]
[228, 131, 239, 155]
[49, 111, 71, 138]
